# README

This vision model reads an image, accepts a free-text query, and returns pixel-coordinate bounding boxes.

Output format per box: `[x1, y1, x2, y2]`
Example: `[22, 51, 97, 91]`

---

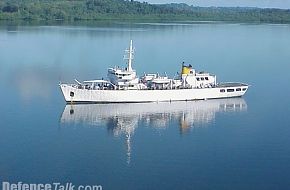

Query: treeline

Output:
[0, 0, 289, 23]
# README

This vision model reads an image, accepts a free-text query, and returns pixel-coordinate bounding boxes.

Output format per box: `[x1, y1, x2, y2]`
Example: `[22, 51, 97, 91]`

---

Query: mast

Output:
[124, 40, 134, 71]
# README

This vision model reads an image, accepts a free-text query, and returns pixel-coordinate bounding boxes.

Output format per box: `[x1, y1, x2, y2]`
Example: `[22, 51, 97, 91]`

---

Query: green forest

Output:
[0, 0, 290, 23]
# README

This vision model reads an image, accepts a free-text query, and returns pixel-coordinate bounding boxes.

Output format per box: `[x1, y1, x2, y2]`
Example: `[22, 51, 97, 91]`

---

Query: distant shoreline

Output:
[1, 20, 289, 29]
[0, 1, 289, 24]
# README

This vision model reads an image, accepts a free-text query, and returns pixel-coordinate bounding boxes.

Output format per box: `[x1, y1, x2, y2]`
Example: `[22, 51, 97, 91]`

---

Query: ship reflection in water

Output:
[60, 98, 247, 164]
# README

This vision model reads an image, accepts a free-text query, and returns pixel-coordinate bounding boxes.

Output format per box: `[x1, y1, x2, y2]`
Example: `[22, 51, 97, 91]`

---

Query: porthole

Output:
[220, 89, 225, 93]
[70, 91, 75, 97]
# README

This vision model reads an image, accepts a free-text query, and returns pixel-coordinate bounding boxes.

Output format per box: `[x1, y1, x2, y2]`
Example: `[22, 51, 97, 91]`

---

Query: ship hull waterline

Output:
[60, 84, 248, 104]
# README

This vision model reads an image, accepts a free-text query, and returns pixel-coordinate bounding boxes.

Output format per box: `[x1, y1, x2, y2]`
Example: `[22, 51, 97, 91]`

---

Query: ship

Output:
[60, 40, 249, 103]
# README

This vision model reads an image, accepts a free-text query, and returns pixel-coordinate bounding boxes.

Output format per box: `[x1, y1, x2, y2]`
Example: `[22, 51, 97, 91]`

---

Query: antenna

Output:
[124, 40, 134, 71]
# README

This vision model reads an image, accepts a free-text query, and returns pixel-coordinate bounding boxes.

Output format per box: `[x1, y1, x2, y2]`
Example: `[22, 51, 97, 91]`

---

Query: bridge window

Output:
[220, 89, 225, 93]
[227, 89, 234, 92]
[196, 77, 200, 81]
[205, 77, 209, 80]
[201, 77, 204, 81]
[242, 88, 247, 91]
[236, 88, 241, 91]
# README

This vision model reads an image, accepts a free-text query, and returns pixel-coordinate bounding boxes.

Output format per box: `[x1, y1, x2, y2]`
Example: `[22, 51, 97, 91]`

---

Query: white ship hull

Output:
[60, 83, 248, 103]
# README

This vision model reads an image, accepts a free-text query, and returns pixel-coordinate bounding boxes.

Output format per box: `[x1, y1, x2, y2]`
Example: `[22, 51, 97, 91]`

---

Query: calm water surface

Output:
[0, 22, 290, 190]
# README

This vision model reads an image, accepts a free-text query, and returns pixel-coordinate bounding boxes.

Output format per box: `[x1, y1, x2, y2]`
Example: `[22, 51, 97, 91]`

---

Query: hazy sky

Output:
[143, 0, 290, 9]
